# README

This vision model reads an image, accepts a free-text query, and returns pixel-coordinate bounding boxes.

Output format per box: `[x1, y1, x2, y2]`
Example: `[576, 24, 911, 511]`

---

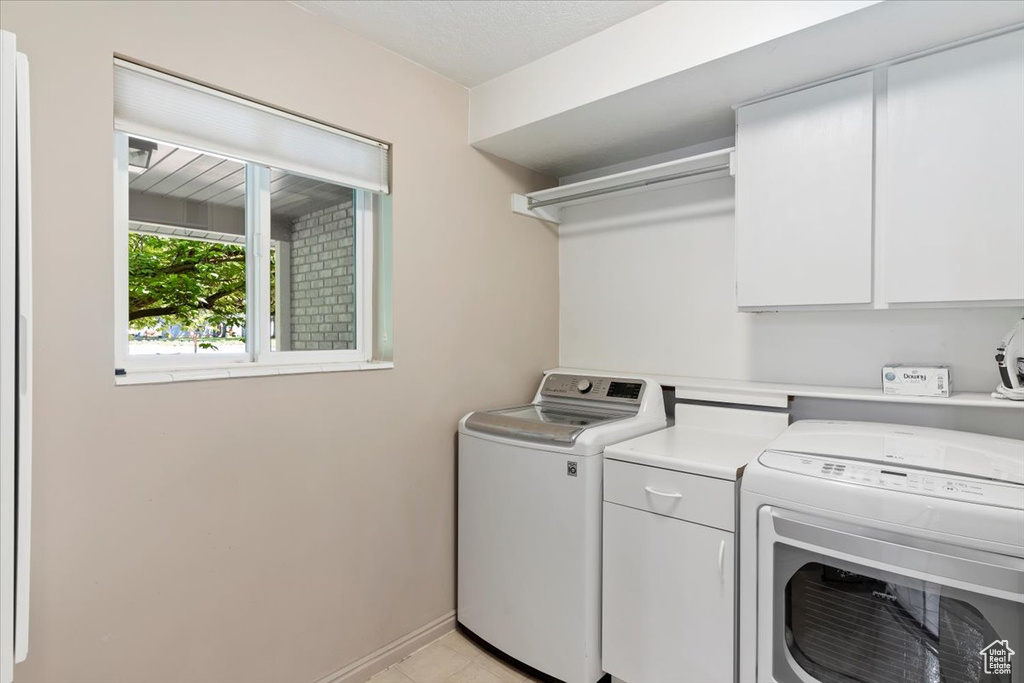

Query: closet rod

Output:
[527, 161, 731, 210]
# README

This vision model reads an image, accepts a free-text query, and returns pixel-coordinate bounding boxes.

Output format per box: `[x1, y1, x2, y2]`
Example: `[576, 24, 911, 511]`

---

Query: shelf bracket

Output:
[511, 194, 562, 224]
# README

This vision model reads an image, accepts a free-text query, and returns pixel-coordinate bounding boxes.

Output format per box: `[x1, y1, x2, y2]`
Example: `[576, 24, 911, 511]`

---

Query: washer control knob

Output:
[577, 379, 593, 394]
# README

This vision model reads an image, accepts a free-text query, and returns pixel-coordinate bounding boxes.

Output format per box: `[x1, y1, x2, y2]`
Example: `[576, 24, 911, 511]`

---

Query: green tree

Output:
[128, 233, 246, 330]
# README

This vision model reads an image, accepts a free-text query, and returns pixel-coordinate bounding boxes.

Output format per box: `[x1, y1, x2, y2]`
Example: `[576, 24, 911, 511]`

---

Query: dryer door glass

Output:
[779, 558, 1019, 683]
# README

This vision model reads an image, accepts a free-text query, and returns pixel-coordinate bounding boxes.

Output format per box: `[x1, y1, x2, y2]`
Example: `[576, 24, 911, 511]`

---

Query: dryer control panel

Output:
[541, 374, 645, 406]
[759, 450, 1023, 509]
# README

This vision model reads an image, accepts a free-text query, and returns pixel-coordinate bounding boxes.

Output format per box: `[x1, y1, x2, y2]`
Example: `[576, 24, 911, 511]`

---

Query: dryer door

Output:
[756, 507, 1023, 683]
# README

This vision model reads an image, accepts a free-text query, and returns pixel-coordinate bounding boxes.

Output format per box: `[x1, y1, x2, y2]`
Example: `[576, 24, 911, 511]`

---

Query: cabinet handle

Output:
[644, 486, 682, 499]
[718, 540, 726, 579]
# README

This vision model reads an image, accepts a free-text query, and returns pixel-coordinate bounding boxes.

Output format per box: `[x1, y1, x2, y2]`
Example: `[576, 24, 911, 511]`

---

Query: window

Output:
[266, 168, 360, 353]
[112, 60, 392, 381]
[124, 142, 250, 360]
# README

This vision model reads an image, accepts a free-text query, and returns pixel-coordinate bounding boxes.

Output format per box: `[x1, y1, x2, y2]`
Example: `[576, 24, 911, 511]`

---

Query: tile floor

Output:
[368, 629, 540, 683]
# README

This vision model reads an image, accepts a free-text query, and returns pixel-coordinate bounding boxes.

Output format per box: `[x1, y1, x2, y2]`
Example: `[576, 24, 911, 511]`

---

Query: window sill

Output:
[114, 360, 394, 386]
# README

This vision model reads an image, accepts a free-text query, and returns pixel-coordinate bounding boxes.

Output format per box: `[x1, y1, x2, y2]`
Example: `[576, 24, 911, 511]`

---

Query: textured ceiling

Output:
[293, 0, 664, 86]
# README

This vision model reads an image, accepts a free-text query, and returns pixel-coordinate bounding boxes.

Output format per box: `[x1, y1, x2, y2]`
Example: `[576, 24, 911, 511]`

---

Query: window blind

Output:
[113, 59, 390, 194]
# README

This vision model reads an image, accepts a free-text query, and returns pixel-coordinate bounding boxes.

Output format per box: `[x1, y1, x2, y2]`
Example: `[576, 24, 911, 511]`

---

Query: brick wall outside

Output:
[288, 195, 356, 350]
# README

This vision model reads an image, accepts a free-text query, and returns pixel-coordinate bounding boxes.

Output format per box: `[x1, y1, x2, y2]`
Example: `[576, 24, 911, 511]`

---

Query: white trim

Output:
[372, 192, 393, 362]
[259, 349, 367, 365]
[0, 28, 17, 683]
[248, 163, 268, 362]
[120, 352, 250, 372]
[14, 48, 32, 665]
[115, 360, 394, 386]
[314, 611, 456, 683]
[358, 189, 375, 356]
[113, 132, 130, 370]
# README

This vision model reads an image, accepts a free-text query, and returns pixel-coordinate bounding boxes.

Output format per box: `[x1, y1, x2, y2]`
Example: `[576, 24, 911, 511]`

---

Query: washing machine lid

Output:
[765, 420, 1024, 485]
[463, 403, 630, 446]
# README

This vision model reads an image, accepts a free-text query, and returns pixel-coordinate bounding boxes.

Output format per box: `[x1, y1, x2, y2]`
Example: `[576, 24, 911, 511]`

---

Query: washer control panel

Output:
[759, 450, 1023, 509]
[541, 374, 645, 405]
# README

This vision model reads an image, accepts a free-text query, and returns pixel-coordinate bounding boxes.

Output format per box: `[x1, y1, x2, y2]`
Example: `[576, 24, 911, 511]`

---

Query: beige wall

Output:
[0, 2, 558, 681]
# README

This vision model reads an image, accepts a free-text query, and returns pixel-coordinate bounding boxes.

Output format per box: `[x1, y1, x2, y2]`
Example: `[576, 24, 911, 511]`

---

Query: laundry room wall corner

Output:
[0, 2, 559, 682]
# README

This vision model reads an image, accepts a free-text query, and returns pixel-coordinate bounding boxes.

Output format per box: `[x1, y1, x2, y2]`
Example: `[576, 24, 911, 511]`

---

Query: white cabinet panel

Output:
[602, 502, 734, 683]
[603, 459, 736, 531]
[736, 72, 875, 308]
[884, 30, 1024, 304]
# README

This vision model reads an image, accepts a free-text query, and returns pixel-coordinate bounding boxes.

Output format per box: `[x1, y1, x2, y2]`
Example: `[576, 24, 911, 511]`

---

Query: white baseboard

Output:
[315, 611, 457, 683]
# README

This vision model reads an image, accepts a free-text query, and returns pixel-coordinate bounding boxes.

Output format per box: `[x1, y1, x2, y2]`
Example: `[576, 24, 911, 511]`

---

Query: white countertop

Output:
[605, 425, 778, 481]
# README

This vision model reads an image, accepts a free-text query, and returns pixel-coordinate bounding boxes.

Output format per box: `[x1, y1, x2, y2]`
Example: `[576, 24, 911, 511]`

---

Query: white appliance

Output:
[0, 29, 33, 683]
[601, 405, 788, 683]
[739, 421, 1024, 683]
[458, 372, 666, 683]
[995, 318, 1024, 400]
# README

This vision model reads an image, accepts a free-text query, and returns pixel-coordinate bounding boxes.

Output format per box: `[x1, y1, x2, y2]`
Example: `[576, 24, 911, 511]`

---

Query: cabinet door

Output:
[736, 72, 875, 308]
[602, 502, 734, 683]
[884, 31, 1024, 304]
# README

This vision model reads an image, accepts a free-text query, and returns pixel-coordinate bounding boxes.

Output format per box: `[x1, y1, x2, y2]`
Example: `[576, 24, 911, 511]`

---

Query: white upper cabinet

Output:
[883, 30, 1024, 305]
[736, 72, 875, 308]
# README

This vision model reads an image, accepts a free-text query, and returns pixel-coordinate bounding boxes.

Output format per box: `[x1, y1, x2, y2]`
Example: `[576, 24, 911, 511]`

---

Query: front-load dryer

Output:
[739, 420, 1024, 683]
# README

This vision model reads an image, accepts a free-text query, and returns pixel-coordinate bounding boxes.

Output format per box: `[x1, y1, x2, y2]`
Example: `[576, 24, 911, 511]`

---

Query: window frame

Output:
[113, 132, 375, 376]
[254, 164, 374, 365]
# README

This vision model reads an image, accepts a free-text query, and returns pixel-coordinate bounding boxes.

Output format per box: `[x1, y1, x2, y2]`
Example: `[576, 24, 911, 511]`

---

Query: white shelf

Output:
[555, 367, 1024, 410]
[677, 376, 1021, 409]
[512, 147, 734, 224]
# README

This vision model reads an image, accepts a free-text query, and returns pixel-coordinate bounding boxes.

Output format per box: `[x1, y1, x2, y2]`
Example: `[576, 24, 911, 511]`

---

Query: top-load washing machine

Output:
[740, 420, 1024, 683]
[458, 372, 667, 683]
